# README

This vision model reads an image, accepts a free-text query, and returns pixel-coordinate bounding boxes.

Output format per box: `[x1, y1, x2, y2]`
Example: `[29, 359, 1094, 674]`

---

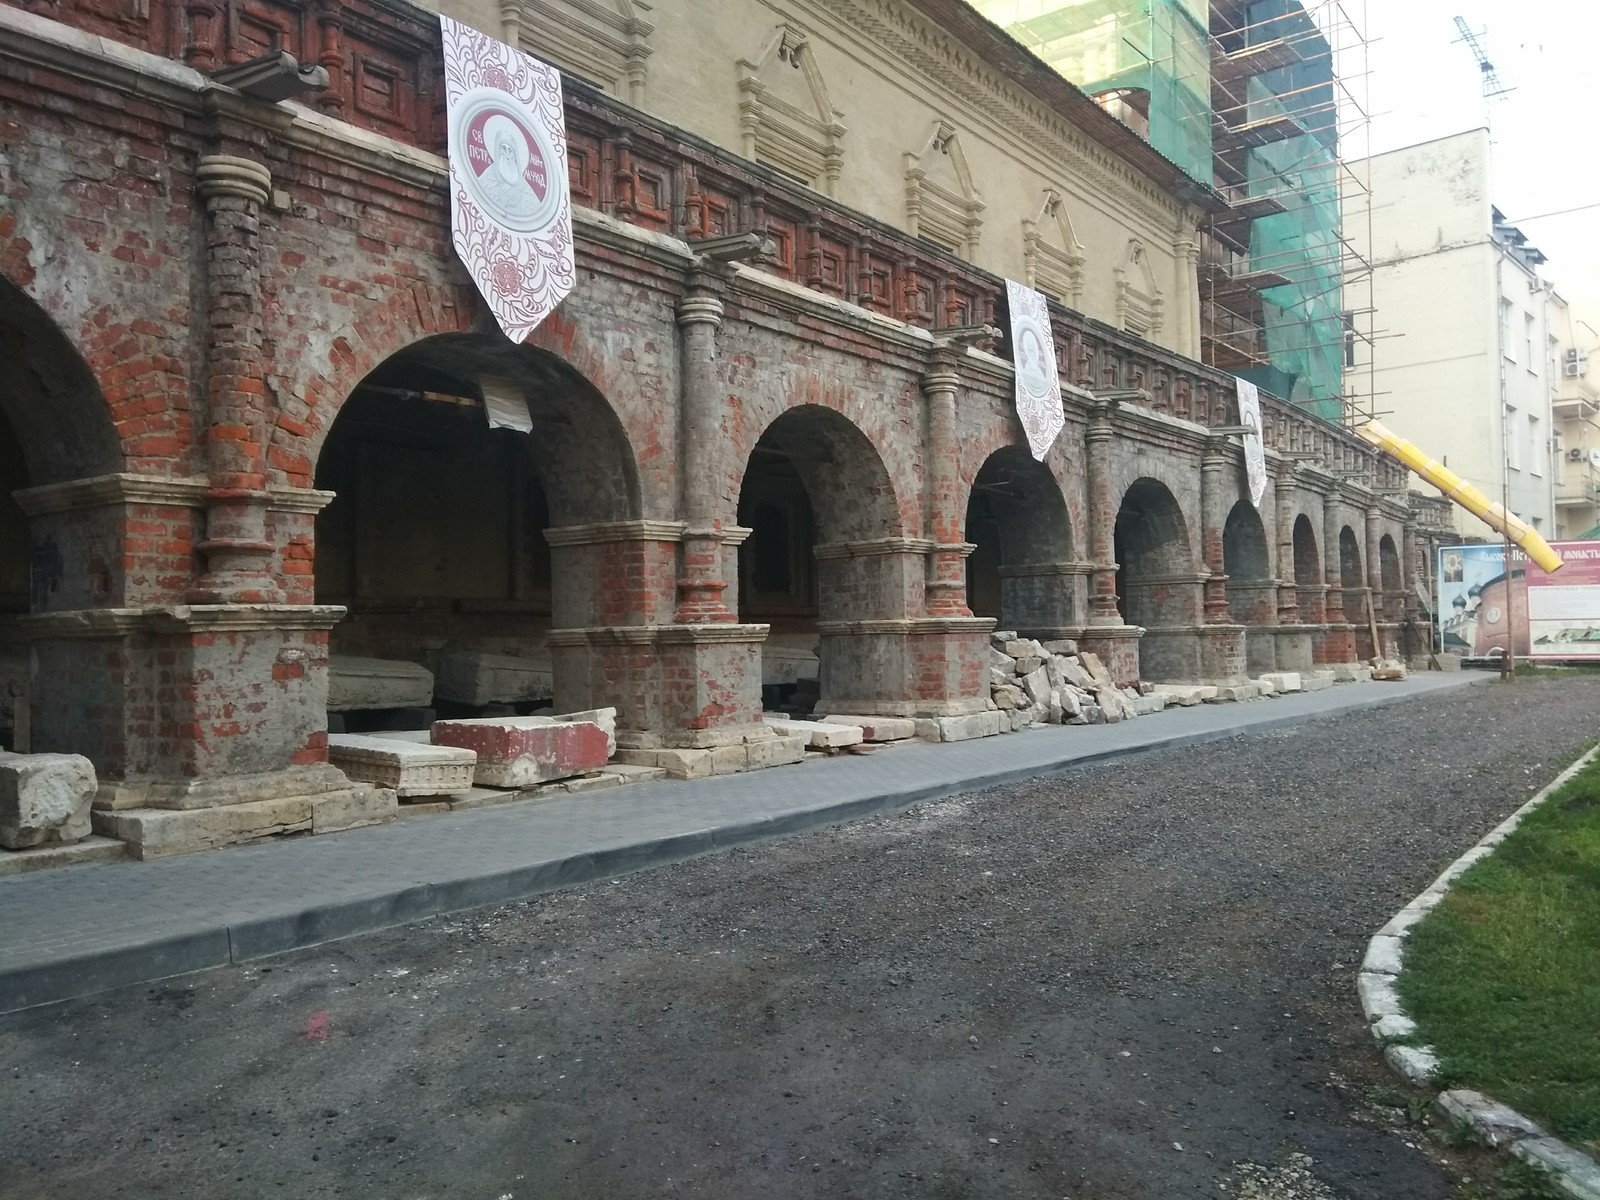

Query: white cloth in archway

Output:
[1005, 279, 1065, 462]
[442, 15, 575, 344]
[1236, 377, 1267, 508]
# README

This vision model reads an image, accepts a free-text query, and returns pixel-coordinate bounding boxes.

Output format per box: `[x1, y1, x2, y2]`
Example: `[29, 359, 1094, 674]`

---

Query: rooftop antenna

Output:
[1452, 16, 1515, 102]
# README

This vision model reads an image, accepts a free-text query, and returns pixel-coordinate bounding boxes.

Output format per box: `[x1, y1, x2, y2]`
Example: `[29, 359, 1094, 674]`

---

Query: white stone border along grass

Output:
[1360, 744, 1600, 1200]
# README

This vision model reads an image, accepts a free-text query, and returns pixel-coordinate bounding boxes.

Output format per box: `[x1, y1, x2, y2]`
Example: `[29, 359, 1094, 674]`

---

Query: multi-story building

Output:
[1550, 296, 1600, 539]
[0, 0, 1421, 858]
[971, 0, 1352, 421]
[1346, 129, 1559, 542]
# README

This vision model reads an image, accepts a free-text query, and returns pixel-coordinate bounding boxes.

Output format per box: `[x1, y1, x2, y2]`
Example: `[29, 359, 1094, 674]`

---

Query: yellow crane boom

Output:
[1355, 419, 1563, 575]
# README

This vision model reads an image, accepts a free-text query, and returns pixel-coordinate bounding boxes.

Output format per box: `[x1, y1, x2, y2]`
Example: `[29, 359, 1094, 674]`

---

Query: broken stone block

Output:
[556, 707, 617, 758]
[988, 667, 1013, 690]
[1020, 666, 1051, 706]
[989, 630, 1018, 646]
[1014, 655, 1043, 676]
[914, 712, 1005, 742]
[1009, 708, 1031, 732]
[1082, 703, 1106, 725]
[820, 715, 917, 742]
[1060, 657, 1096, 689]
[992, 684, 1025, 711]
[432, 651, 553, 707]
[1300, 675, 1333, 692]
[746, 735, 808, 771]
[988, 646, 1016, 674]
[1002, 640, 1034, 659]
[613, 746, 714, 780]
[1080, 651, 1115, 685]
[1040, 639, 1078, 655]
[432, 716, 610, 788]
[1261, 672, 1302, 693]
[0, 751, 96, 849]
[763, 717, 864, 749]
[327, 656, 434, 712]
[327, 734, 477, 798]
[1371, 665, 1408, 682]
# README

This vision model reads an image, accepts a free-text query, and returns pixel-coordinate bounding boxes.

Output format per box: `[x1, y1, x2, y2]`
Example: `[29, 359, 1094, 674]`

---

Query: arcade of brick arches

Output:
[0, 0, 1446, 857]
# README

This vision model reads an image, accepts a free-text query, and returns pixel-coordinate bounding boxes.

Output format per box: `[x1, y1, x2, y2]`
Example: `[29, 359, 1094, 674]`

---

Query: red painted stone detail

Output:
[431, 717, 609, 788]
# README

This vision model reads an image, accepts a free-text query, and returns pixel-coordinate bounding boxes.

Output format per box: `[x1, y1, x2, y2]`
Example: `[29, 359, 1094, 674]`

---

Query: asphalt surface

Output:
[4, 673, 1598, 1200]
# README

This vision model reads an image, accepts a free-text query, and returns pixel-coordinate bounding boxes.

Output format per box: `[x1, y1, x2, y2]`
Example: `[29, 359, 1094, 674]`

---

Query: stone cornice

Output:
[543, 519, 688, 546]
[546, 623, 771, 646]
[816, 617, 996, 635]
[22, 605, 348, 638]
[812, 537, 937, 559]
[14, 474, 336, 517]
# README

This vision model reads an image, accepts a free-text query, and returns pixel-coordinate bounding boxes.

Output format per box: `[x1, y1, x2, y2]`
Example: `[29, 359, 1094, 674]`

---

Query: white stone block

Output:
[433, 651, 554, 706]
[327, 734, 477, 798]
[763, 717, 864, 749]
[327, 656, 434, 712]
[1261, 671, 1302, 693]
[819, 715, 916, 742]
[0, 751, 96, 849]
[1357, 970, 1403, 1021]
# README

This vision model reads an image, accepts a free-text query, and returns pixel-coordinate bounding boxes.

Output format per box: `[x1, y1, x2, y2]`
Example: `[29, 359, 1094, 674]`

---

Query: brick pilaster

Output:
[1275, 464, 1299, 624]
[1199, 436, 1231, 625]
[1085, 398, 1121, 624]
[921, 356, 972, 618]
[189, 155, 282, 605]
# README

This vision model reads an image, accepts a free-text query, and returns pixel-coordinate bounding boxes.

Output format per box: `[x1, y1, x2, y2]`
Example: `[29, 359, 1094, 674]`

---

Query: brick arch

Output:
[727, 376, 914, 541]
[273, 283, 477, 487]
[1223, 499, 1271, 583]
[956, 412, 1086, 558]
[0, 271, 124, 485]
[1292, 513, 1320, 586]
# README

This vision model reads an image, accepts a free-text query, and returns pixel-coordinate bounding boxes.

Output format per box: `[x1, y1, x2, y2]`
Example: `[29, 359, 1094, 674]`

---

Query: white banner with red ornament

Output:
[441, 15, 575, 345]
[1235, 376, 1267, 508]
[1005, 279, 1065, 461]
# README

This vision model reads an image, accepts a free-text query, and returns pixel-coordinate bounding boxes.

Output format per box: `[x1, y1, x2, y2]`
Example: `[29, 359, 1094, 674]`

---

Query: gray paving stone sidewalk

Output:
[0, 672, 1483, 1013]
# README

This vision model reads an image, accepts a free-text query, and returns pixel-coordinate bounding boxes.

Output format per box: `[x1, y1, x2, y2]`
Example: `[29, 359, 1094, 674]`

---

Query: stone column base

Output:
[1315, 623, 1359, 665]
[1077, 624, 1143, 685]
[547, 622, 769, 748]
[815, 617, 994, 717]
[92, 765, 393, 860]
[1199, 624, 1248, 684]
[1274, 626, 1319, 674]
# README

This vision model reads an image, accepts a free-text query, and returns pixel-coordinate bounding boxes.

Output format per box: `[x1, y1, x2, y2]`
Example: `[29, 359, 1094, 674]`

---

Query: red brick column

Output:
[189, 155, 282, 605]
[1084, 398, 1121, 625]
[922, 357, 973, 617]
[674, 282, 738, 624]
[1274, 464, 1299, 625]
[1199, 437, 1231, 625]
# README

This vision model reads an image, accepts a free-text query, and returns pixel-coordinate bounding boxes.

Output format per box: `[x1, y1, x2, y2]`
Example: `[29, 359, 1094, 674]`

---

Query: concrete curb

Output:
[1, 673, 1487, 1014]
[1359, 742, 1600, 1200]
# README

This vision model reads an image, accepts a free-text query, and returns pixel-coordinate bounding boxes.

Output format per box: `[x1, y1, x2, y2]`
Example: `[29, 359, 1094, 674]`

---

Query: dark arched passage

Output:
[1223, 499, 1275, 674]
[964, 447, 1075, 636]
[736, 404, 902, 712]
[314, 333, 640, 727]
[1292, 515, 1320, 588]
[1339, 526, 1364, 624]
[1, 405, 27, 749]
[1114, 478, 1198, 681]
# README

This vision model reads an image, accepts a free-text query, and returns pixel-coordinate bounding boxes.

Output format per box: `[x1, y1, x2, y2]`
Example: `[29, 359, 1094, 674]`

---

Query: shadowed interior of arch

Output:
[1222, 499, 1271, 620]
[1379, 533, 1402, 618]
[1339, 525, 1364, 623]
[964, 446, 1074, 635]
[736, 404, 900, 711]
[1293, 514, 1320, 590]
[312, 332, 638, 731]
[1113, 478, 1191, 628]
[0, 404, 27, 749]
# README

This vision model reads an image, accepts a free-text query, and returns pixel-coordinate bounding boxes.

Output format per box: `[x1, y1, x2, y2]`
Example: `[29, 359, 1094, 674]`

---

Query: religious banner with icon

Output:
[441, 15, 576, 344]
[1005, 280, 1065, 461]
[1235, 377, 1267, 508]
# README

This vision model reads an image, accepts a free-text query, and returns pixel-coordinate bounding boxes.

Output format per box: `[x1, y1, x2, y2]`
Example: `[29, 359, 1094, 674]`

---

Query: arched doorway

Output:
[1379, 534, 1402, 620]
[0, 406, 27, 750]
[964, 447, 1076, 637]
[1339, 526, 1364, 623]
[314, 333, 638, 732]
[0, 276, 123, 763]
[1114, 478, 1197, 680]
[1293, 515, 1320, 598]
[1223, 499, 1275, 674]
[736, 405, 902, 713]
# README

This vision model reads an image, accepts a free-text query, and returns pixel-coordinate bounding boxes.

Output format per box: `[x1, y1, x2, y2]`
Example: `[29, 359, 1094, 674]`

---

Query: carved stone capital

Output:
[195, 155, 272, 208]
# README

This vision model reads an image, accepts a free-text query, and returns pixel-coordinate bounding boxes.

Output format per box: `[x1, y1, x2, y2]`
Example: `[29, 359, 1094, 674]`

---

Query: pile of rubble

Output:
[986, 632, 1150, 727]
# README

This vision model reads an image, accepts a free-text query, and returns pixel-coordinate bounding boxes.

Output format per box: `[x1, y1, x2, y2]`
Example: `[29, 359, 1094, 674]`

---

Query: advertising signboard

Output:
[1437, 541, 1600, 659]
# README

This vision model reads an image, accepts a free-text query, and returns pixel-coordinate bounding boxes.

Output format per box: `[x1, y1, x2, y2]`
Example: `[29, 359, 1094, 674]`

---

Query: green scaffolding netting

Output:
[970, 0, 1214, 184]
[970, 0, 1345, 419]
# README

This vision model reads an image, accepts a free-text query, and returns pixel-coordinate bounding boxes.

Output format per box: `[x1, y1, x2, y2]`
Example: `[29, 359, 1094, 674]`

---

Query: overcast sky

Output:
[1354, 0, 1600, 327]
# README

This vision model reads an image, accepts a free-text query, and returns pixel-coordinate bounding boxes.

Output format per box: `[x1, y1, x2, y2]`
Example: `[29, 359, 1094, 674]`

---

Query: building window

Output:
[1526, 314, 1537, 372]
[1506, 404, 1521, 470]
[1343, 310, 1357, 368]
[1501, 298, 1515, 363]
[1529, 414, 1543, 477]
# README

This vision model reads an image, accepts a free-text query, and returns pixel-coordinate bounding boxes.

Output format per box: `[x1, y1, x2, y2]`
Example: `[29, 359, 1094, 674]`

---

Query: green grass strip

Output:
[1399, 751, 1600, 1154]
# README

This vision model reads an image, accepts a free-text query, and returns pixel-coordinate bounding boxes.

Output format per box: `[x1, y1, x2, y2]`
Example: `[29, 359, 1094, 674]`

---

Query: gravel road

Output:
[5, 674, 1599, 1200]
